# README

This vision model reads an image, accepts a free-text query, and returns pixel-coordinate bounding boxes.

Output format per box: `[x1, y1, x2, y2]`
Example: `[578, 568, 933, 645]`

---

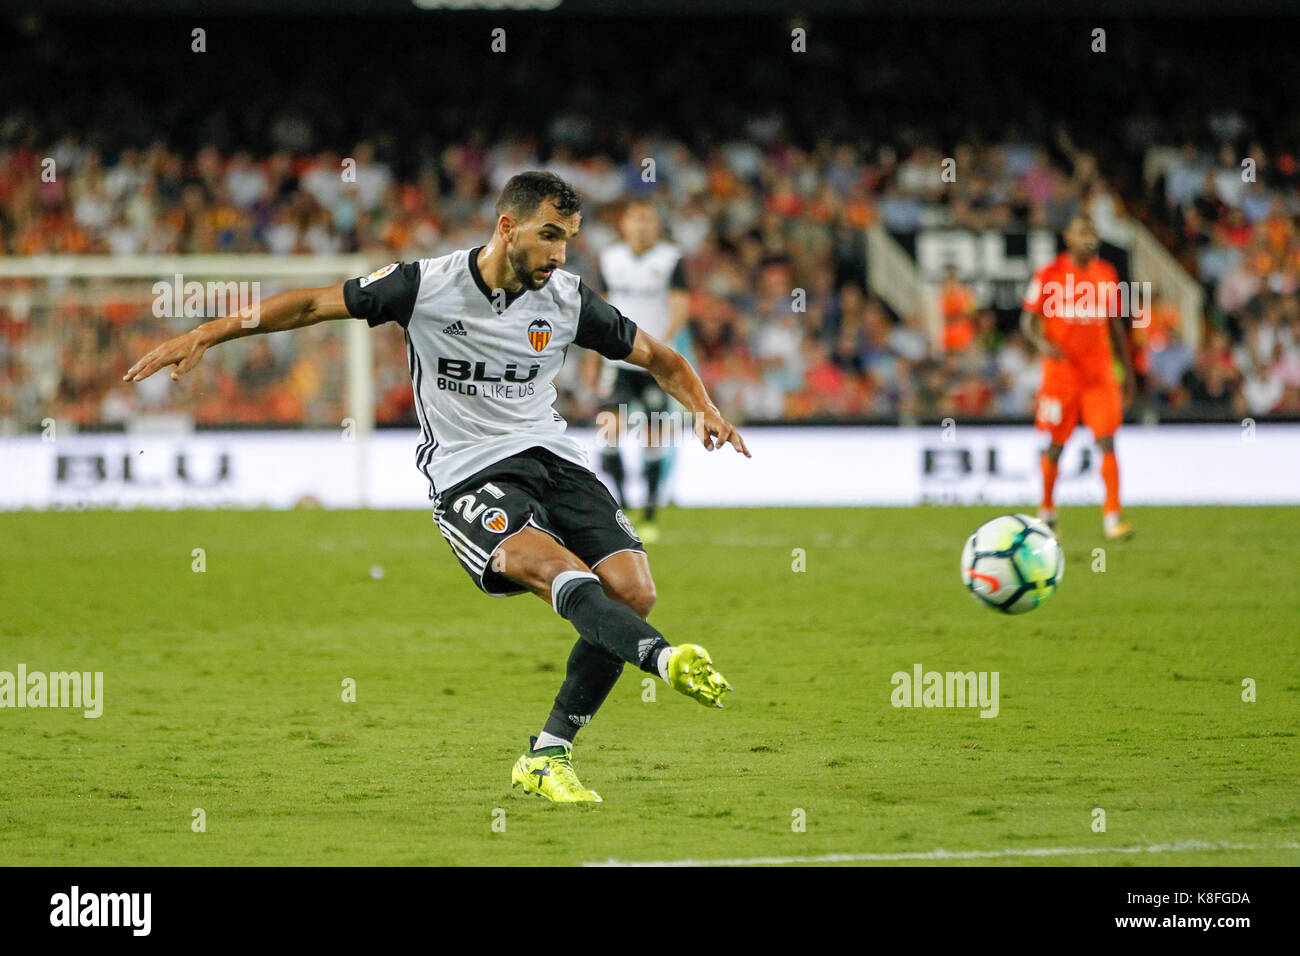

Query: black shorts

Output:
[432, 447, 646, 597]
[604, 368, 669, 414]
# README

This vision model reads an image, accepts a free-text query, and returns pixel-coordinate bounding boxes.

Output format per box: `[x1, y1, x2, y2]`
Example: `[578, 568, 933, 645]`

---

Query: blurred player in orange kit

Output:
[940, 264, 977, 351]
[1020, 214, 1137, 540]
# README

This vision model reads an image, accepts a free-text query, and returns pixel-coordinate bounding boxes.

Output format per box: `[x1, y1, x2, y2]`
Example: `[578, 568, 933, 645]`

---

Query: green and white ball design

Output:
[960, 514, 1064, 614]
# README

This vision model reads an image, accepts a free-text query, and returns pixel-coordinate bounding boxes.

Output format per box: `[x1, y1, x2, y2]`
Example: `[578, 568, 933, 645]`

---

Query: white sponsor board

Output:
[653, 424, 1300, 507]
[1, 424, 1296, 510]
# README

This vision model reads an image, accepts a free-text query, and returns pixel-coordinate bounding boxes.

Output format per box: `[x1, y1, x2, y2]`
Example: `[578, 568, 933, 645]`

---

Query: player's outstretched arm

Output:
[623, 328, 751, 457]
[123, 283, 351, 383]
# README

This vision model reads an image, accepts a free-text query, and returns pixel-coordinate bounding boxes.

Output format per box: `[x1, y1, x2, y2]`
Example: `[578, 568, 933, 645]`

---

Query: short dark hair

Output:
[496, 171, 582, 221]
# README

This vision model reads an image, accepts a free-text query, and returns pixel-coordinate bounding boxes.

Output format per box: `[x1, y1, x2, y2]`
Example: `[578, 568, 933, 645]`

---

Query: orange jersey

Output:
[1022, 252, 1119, 374]
[940, 283, 975, 319]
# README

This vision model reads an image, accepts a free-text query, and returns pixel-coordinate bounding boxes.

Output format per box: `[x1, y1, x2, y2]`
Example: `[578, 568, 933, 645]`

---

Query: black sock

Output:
[555, 577, 668, 674]
[643, 457, 664, 521]
[601, 451, 627, 508]
[541, 638, 625, 742]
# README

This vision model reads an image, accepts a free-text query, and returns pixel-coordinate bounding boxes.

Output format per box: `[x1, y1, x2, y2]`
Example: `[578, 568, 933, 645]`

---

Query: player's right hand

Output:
[694, 405, 751, 457]
[123, 329, 209, 383]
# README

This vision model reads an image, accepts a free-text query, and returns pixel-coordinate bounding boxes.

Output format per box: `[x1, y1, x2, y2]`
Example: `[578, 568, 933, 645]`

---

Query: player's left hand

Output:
[694, 405, 751, 457]
[123, 328, 209, 383]
[1121, 372, 1137, 408]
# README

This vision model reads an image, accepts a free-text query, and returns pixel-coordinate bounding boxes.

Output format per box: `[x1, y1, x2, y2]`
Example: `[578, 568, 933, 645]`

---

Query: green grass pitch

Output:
[1, 506, 1297, 866]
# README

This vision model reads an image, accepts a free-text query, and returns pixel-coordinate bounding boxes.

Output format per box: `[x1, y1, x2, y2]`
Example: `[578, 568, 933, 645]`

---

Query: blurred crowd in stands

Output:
[1, 15, 1297, 430]
[1144, 140, 1300, 417]
[5, 132, 1298, 431]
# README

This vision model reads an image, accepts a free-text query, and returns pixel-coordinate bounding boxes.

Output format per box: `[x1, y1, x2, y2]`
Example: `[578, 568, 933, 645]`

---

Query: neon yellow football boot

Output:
[511, 738, 602, 803]
[665, 643, 733, 708]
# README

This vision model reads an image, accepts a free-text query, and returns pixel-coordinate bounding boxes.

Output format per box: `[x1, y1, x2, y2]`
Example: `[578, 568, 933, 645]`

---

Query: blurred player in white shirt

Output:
[588, 199, 690, 542]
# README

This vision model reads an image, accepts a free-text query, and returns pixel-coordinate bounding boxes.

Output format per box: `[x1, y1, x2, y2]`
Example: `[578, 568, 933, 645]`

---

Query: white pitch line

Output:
[584, 840, 1300, 867]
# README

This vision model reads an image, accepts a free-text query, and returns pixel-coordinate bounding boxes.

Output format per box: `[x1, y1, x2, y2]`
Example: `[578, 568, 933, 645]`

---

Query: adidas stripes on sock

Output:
[537, 571, 673, 745]
[539, 637, 624, 745]
[551, 571, 669, 674]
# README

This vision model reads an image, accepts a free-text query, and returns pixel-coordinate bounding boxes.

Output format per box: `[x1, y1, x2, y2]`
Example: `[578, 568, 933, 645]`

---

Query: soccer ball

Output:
[960, 514, 1064, 614]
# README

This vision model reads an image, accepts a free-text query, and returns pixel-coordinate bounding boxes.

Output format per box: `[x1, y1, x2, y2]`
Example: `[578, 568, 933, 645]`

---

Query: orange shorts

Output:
[1034, 359, 1121, 446]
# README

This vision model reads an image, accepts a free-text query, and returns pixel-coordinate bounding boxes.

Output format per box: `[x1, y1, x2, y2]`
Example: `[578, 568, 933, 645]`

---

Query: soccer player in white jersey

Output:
[589, 199, 690, 542]
[124, 172, 750, 803]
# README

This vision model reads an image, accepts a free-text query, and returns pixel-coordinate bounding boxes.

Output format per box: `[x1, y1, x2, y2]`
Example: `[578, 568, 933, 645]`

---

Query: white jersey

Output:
[598, 240, 686, 370]
[345, 248, 639, 497]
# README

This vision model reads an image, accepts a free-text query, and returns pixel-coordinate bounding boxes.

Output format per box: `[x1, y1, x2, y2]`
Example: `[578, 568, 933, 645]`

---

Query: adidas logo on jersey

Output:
[442, 321, 467, 336]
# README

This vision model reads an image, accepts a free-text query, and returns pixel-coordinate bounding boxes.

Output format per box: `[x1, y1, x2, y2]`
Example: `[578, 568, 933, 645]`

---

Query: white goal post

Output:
[0, 253, 378, 431]
[0, 254, 384, 502]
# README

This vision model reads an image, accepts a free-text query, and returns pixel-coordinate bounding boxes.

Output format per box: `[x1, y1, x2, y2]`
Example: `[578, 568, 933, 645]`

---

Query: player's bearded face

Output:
[504, 203, 579, 291]
[507, 241, 551, 291]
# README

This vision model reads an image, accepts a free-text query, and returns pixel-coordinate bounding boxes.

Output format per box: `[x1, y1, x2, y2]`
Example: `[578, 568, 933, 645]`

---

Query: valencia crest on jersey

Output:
[528, 318, 552, 352]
